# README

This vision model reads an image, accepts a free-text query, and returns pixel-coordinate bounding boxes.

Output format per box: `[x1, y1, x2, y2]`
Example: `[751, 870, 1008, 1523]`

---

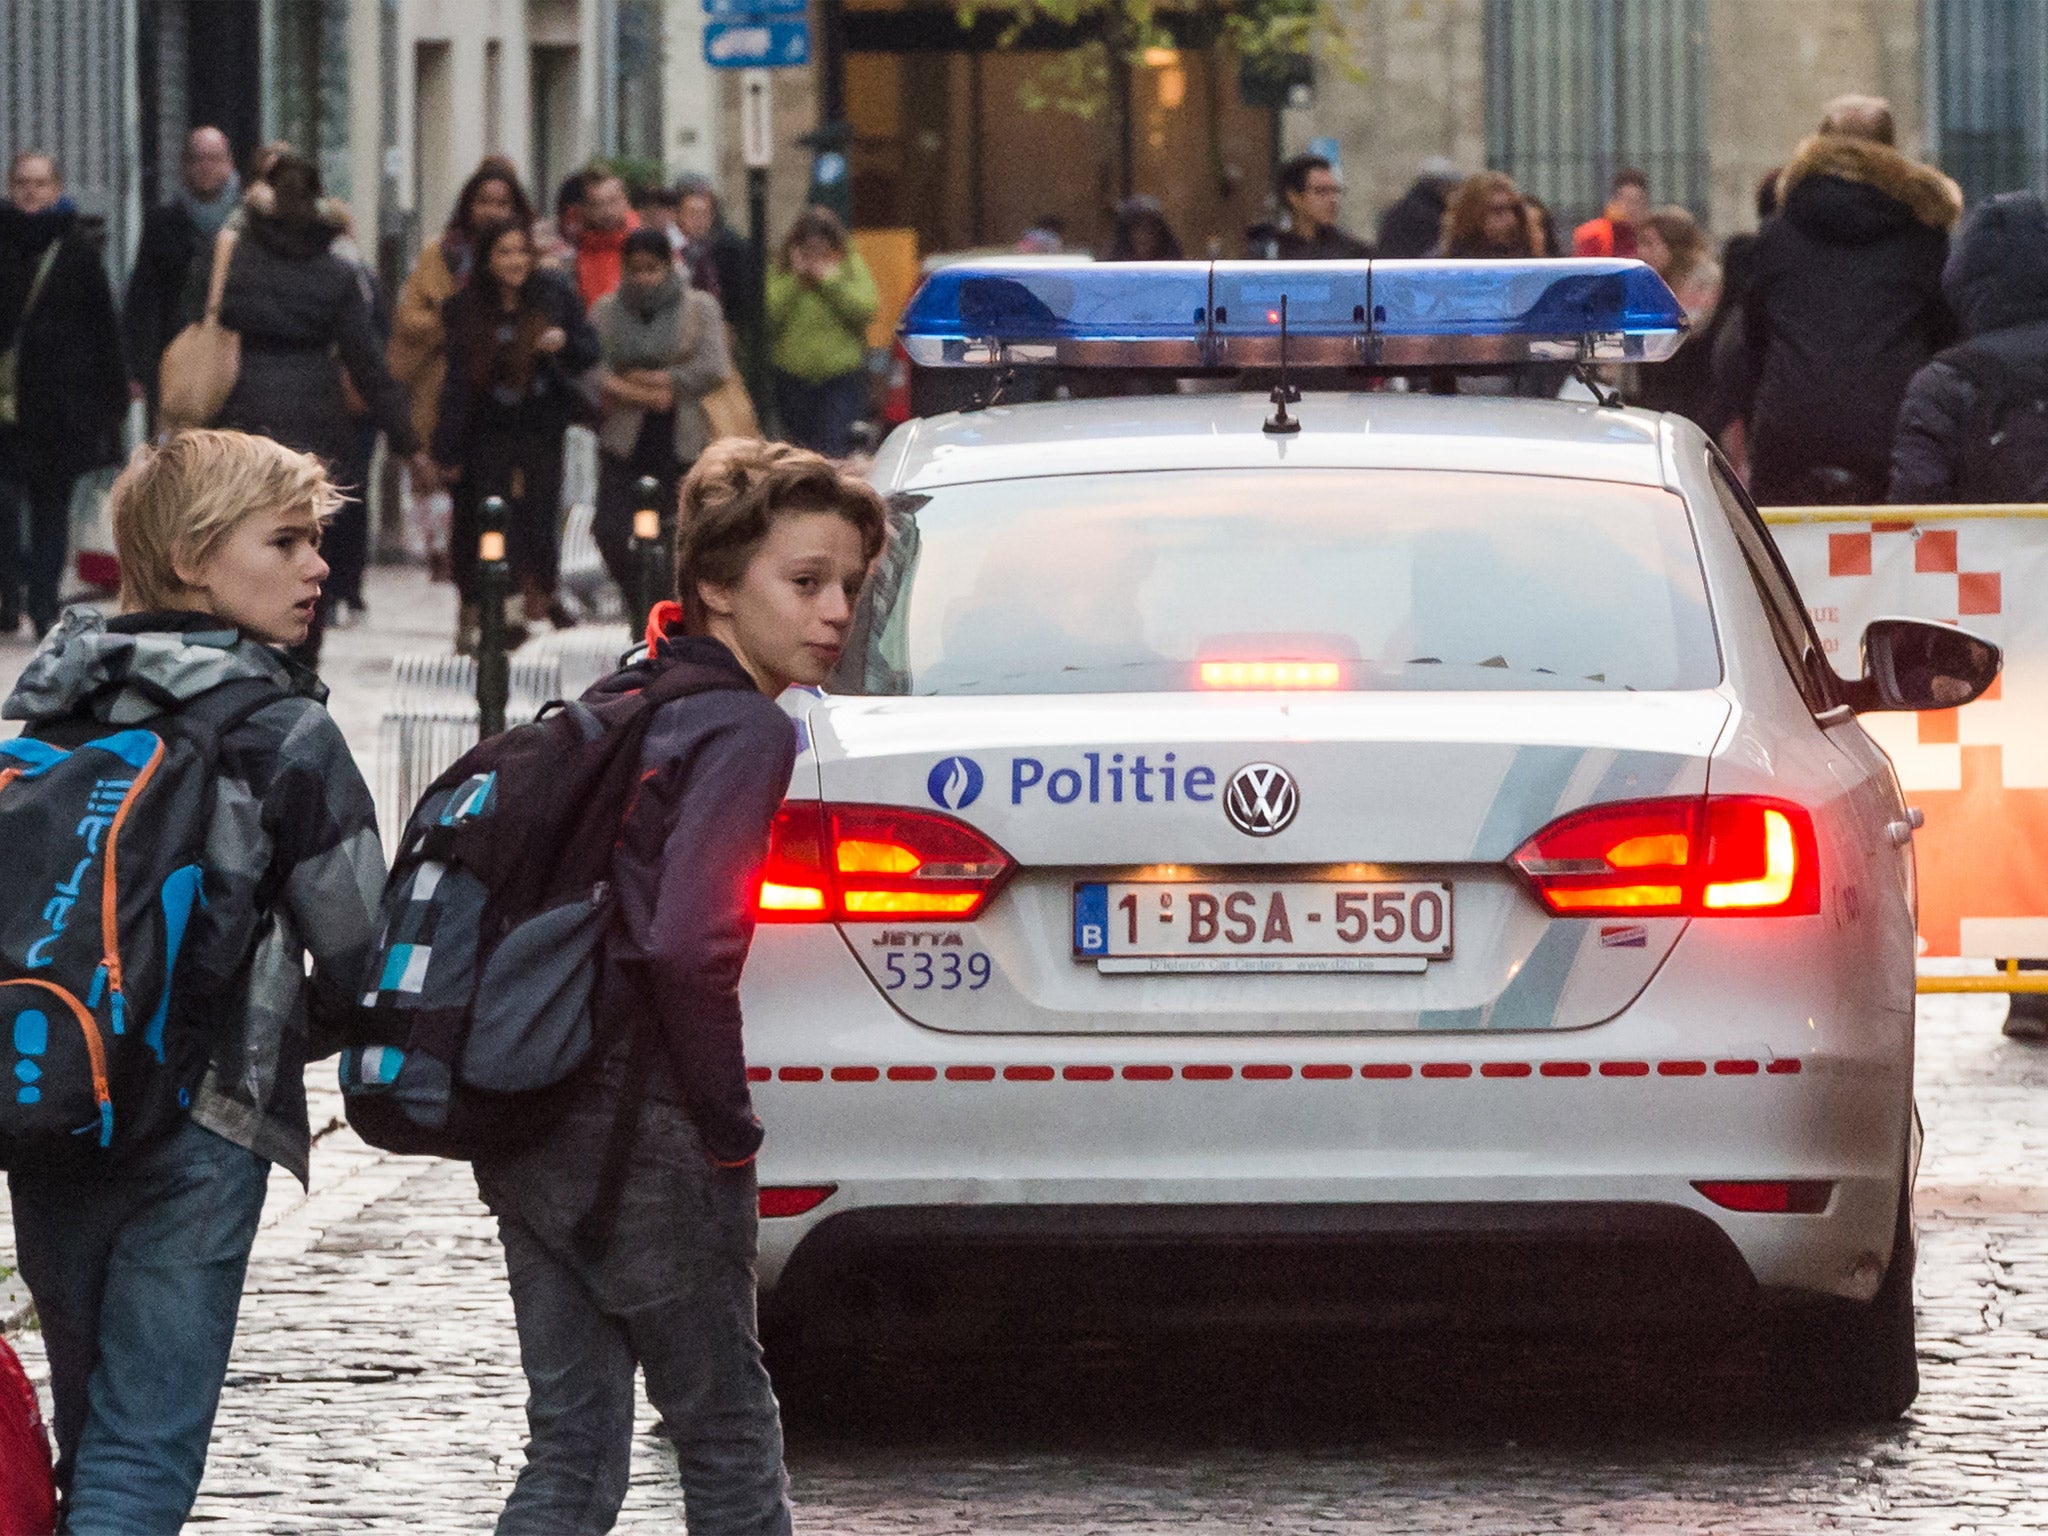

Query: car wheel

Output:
[1764, 1183, 1918, 1424]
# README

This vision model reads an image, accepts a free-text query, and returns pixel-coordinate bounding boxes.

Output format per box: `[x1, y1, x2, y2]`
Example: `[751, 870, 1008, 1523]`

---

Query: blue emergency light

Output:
[898, 257, 1686, 369]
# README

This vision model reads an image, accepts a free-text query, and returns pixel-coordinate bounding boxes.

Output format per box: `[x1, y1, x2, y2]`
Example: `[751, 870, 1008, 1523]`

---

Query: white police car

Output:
[741, 259, 1999, 1420]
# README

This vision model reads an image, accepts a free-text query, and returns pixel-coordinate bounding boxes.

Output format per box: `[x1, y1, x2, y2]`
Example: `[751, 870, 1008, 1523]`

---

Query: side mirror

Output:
[1842, 617, 2001, 713]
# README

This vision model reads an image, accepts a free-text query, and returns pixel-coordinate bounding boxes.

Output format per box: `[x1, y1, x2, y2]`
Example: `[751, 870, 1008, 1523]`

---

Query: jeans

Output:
[770, 369, 866, 459]
[8, 1118, 271, 1534]
[473, 1082, 792, 1536]
[0, 468, 75, 632]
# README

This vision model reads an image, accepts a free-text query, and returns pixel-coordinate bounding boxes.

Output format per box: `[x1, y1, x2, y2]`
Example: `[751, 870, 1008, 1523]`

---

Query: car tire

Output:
[1764, 1183, 1919, 1424]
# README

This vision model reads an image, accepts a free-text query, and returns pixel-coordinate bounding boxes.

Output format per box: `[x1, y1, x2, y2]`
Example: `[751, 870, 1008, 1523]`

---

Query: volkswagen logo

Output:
[1224, 763, 1298, 837]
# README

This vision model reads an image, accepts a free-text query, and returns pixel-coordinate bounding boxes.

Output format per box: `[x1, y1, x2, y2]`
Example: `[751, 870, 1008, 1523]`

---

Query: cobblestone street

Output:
[6, 574, 2048, 1532]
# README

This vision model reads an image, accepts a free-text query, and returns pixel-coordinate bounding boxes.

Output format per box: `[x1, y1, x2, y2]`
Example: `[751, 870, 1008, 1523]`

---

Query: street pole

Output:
[630, 475, 666, 637]
[741, 68, 775, 432]
[476, 496, 510, 738]
[748, 162, 770, 428]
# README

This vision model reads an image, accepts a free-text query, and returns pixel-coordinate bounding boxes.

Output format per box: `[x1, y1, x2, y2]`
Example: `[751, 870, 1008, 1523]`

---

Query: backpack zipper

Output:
[1, 979, 112, 1147]
[97, 735, 165, 1040]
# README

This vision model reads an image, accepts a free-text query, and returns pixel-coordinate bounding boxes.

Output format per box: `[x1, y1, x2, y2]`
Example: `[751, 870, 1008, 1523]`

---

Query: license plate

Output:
[1073, 880, 1452, 973]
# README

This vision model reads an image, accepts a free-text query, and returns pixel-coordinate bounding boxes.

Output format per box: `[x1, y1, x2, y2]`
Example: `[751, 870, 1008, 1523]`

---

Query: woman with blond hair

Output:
[1633, 205, 1723, 426]
[1432, 173, 1565, 395]
[1437, 171, 1537, 259]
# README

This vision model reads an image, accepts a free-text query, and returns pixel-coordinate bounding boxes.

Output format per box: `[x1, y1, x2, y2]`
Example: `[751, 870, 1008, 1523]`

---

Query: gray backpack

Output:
[340, 656, 746, 1160]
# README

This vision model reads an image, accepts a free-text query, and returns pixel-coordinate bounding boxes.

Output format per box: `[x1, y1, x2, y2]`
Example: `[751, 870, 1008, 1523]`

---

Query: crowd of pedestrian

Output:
[0, 127, 889, 656]
[1059, 91, 2040, 525]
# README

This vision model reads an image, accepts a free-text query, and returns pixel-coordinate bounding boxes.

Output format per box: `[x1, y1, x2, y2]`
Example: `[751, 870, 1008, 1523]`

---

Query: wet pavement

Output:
[6, 574, 2048, 1530]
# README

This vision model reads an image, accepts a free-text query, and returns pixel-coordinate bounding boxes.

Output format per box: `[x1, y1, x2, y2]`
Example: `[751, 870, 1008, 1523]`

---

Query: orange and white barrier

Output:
[1765, 506, 2048, 989]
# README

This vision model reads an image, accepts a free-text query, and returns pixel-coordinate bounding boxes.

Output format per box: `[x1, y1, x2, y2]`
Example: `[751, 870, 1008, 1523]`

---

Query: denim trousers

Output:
[473, 1085, 793, 1536]
[8, 1118, 271, 1535]
[0, 467, 75, 631]
[769, 369, 867, 459]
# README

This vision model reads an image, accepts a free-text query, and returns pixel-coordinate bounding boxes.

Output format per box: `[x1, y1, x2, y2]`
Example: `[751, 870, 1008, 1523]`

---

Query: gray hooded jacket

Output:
[3, 611, 385, 1183]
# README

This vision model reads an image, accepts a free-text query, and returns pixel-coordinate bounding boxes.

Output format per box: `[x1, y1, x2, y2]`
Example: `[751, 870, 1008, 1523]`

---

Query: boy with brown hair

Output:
[2, 428, 385, 1530]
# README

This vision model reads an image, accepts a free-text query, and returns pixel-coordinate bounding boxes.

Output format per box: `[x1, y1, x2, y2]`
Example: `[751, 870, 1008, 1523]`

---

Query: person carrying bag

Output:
[156, 229, 240, 430]
[0, 241, 59, 429]
[389, 439, 880, 1533]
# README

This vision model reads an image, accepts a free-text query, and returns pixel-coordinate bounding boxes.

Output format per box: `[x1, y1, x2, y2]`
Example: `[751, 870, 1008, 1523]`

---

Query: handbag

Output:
[0, 241, 60, 428]
[158, 230, 242, 429]
[701, 370, 760, 442]
[679, 296, 759, 442]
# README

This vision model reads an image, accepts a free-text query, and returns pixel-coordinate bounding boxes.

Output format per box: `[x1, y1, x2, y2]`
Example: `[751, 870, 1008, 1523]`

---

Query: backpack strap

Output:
[572, 1006, 660, 1260]
[158, 675, 295, 760]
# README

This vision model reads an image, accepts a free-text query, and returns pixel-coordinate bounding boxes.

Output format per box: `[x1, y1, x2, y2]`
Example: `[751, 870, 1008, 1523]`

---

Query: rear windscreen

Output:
[833, 469, 1720, 696]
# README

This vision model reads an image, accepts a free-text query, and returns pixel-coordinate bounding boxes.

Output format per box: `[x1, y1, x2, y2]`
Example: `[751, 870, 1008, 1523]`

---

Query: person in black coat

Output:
[1247, 153, 1375, 260]
[431, 218, 600, 645]
[122, 127, 238, 424]
[213, 153, 422, 494]
[0, 151, 129, 637]
[1889, 191, 2048, 504]
[677, 177, 760, 356]
[1740, 105, 1962, 504]
[1376, 167, 1458, 259]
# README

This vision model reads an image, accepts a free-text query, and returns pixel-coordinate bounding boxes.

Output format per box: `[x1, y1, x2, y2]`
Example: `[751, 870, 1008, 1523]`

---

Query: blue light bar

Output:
[898, 260, 1210, 367]
[1369, 259, 1685, 365]
[898, 258, 1686, 369]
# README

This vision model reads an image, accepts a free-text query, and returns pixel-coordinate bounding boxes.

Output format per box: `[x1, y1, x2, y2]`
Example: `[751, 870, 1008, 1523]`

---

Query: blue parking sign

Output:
[704, 18, 811, 67]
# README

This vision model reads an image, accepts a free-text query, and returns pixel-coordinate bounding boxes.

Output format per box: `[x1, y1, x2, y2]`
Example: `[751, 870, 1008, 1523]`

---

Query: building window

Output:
[1484, 0, 1707, 230]
[1927, 0, 2048, 203]
[271, 0, 352, 202]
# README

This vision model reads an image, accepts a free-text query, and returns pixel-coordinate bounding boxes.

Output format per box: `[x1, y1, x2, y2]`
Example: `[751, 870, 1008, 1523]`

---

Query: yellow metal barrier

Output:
[1761, 504, 2048, 524]
[1920, 961, 2048, 995]
[1757, 504, 2048, 994]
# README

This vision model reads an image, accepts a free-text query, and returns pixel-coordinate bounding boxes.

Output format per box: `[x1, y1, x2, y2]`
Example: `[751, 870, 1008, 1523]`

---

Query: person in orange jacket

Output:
[1573, 167, 1650, 259]
[574, 171, 640, 309]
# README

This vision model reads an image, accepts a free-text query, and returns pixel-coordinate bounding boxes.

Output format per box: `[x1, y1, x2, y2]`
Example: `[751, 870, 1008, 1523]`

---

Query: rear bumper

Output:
[742, 926, 1913, 1319]
[763, 1200, 1761, 1341]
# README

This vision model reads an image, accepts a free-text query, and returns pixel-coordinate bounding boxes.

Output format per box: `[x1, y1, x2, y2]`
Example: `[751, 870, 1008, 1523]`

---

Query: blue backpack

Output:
[0, 679, 283, 1165]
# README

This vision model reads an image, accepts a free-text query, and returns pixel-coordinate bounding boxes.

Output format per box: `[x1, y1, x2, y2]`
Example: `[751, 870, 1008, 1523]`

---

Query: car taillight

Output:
[882, 340, 913, 426]
[1693, 1180, 1831, 1214]
[759, 1184, 837, 1217]
[756, 802, 1015, 922]
[1510, 795, 1819, 918]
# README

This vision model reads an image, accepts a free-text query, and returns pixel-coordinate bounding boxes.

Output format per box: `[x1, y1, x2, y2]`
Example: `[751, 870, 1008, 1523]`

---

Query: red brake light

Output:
[1198, 660, 1342, 690]
[759, 1184, 838, 1218]
[1693, 1180, 1831, 1214]
[757, 802, 1014, 922]
[1511, 795, 1818, 918]
[758, 802, 832, 918]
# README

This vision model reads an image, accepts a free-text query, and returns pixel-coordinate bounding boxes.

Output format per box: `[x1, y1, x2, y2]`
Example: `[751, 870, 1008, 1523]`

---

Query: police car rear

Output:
[740, 260, 1987, 1422]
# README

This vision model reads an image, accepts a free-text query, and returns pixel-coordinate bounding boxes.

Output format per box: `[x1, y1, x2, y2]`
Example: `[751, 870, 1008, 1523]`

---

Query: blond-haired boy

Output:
[3, 429, 384, 1529]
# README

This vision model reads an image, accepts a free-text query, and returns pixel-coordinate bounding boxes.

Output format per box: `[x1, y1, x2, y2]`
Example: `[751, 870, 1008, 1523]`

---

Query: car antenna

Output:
[971, 336, 1015, 411]
[1573, 334, 1623, 408]
[1264, 294, 1302, 435]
